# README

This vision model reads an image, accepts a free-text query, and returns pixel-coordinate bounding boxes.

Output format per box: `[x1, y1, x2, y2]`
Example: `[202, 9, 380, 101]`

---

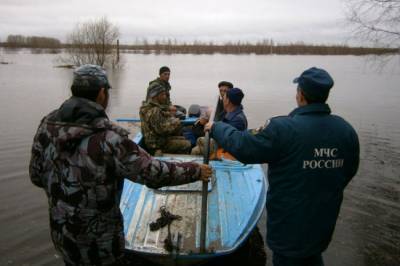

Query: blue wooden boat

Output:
[116, 118, 268, 266]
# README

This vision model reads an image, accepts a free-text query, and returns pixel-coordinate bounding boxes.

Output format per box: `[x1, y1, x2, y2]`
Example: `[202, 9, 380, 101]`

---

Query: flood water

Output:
[0, 50, 399, 266]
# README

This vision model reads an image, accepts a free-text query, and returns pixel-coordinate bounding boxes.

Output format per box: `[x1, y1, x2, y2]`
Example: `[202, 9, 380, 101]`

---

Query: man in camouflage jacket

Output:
[29, 65, 211, 266]
[145, 66, 172, 104]
[145, 66, 187, 119]
[140, 84, 192, 154]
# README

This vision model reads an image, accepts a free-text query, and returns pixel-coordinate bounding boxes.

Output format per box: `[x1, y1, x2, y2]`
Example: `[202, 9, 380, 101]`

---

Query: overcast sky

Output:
[0, 0, 356, 45]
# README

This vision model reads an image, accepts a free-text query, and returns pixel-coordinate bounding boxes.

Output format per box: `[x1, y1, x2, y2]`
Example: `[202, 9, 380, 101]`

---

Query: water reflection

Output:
[0, 50, 399, 266]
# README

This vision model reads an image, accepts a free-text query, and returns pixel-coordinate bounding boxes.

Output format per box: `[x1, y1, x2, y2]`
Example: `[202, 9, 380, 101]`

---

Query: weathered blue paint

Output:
[117, 119, 268, 265]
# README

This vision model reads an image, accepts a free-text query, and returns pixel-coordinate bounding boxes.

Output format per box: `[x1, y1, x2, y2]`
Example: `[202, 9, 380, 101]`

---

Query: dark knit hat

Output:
[293, 67, 334, 101]
[148, 84, 166, 98]
[159, 66, 170, 75]
[226, 87, 244, 106]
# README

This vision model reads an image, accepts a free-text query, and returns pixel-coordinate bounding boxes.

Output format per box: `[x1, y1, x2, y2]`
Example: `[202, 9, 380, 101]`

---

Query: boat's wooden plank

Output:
[194, 193, 202, 250]
[121, 182, 142, 236]
[156, 194, 177, 251]
[133, 192, 156, 247]
[169, 192, 191, 250]
[125, 186, 148, 248]
[182, 193, 202, 252]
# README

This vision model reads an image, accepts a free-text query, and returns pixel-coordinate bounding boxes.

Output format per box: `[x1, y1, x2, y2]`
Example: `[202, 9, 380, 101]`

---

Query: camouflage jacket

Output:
[146, 78, 172, 104]
[29, 96, 201, 265]
[139, 100, 182, 150]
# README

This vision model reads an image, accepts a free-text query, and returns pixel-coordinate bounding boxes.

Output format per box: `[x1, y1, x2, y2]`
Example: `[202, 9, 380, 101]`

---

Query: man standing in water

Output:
[205, 67, 360, 266]
[29, 64, 211, 265]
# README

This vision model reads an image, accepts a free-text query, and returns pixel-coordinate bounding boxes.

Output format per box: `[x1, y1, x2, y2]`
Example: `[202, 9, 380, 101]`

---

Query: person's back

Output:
[206, 67, 360, 265]
[29, 65, 210, 265]
[30, 97, 137, 264]
[264, 103, 359, 257]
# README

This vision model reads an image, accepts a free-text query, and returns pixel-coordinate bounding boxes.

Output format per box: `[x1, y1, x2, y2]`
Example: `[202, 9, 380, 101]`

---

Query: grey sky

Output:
[0, 0, 355, 45]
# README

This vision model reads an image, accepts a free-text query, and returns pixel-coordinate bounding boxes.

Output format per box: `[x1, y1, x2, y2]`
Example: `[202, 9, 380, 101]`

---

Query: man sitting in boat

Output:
[219, 87, 248, 130]
[191, 87, 248, 156]
[146, 66, 186, 119]
[146, 66, 172, 103]
[214, 80, 234, 121]
[140, 83, 192, 155]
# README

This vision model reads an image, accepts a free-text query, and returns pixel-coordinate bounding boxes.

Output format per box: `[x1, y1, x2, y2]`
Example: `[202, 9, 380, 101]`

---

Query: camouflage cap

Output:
[148, 84, 166, 98]
[73, 64, 111, 90]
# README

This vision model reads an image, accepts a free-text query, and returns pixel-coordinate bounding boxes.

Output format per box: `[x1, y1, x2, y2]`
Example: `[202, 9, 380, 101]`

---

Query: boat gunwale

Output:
[117, 118, 268, 259]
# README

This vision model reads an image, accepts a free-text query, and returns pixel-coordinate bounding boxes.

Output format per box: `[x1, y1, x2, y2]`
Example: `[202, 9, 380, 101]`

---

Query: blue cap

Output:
[226, 87, 244, 105]
[73, 64, 111, 90]
[293, 67, 334, 100]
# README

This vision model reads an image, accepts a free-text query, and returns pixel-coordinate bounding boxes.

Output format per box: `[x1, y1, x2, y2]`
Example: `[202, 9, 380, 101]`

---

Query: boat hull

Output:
[116, 119, 268, 265]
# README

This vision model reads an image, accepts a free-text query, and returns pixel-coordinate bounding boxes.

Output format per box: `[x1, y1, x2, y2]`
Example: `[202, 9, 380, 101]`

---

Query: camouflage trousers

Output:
[160, 136, 192, 154]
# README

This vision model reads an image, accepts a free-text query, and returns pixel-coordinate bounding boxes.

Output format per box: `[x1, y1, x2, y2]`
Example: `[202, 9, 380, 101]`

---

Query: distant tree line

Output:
[1, 35, 397, 56]
[120, 40, 397, 55]
[4, 35, 61, 48]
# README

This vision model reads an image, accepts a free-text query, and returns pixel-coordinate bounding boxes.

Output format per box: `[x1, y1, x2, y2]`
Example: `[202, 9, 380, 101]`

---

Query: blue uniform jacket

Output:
[221, 105, 248, 131]
[211, 103, 359, 257]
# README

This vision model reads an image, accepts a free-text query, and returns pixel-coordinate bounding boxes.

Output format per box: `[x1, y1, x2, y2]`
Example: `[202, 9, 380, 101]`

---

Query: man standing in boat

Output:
[29, 64, 212, 266]
[140, 84, 192, 155]
[205, 67, 360, 266]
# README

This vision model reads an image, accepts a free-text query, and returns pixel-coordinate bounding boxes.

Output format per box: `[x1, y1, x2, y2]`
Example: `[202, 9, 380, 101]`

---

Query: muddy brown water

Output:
[0, 50, 399, 265]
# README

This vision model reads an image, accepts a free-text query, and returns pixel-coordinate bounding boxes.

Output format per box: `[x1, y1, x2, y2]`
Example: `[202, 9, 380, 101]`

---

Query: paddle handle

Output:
[200, 95, 219, 253]
[200, 131, 211, 253]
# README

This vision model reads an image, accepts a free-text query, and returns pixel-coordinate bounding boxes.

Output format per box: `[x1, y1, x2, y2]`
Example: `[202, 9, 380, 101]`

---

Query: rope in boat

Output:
[149, 206, 182, 252]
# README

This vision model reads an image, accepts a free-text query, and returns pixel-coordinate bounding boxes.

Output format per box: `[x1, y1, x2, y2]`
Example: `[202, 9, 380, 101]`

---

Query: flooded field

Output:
[0, 50, 399, 265]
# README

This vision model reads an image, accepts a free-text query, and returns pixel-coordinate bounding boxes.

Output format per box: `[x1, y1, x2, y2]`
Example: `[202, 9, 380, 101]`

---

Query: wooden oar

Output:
[200, 97, 218, 253]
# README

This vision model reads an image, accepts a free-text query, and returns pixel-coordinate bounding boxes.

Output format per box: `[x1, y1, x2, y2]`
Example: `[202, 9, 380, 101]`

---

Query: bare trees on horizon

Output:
[1, 9, 398, 60]
[119, 40, 396, 55]
[64, 17, 120, 68]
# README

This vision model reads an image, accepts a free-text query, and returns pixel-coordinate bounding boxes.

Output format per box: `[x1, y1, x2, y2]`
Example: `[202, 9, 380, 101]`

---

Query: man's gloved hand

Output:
[199, 164, 212, 182]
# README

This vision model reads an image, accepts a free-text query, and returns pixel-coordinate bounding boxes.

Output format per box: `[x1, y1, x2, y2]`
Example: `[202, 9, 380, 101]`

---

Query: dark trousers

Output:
[273, 253, 324, 266]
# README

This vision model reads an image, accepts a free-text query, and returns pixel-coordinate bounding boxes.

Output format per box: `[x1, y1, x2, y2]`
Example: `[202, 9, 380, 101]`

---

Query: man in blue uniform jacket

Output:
[221, 87, 248, 131]
[205, 67, 360, 266]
